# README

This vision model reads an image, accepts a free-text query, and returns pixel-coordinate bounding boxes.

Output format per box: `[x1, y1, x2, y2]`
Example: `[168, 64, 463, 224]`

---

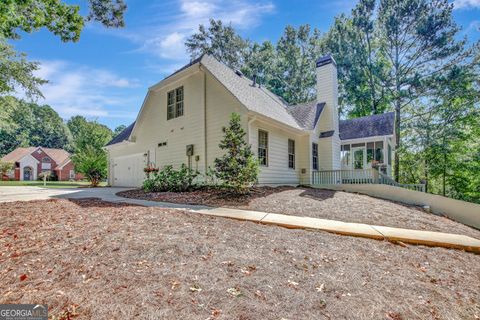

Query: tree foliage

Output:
[113, 124, 127, 138]
[186, 20, 323, 104]
[185, 19, 248, 70]
[0, 160, 14, 177]
[67, 115, 113, 153]
[0, 39, 46, 98]
[0, 0, 127, 97]
[401, 66, 480, 203]
[323, 0, 390, 116]
[71, 145, 107, 187]
[214, 113, 259, 193]
[0, 96, 72, 156]
[67, 115, 113, 186]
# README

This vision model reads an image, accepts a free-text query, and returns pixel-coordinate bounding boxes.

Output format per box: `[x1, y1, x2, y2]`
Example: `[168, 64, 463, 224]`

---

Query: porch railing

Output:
[378, 171, 425, 192]
[312, 168, 425, 192]
[312, 169, 375, 185]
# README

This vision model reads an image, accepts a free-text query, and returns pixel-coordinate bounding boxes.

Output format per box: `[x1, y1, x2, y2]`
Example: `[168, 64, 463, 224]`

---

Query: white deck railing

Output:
[312, 169, 375, 185]
[378, 172, 425, 192]
[312, 168, 425, 192]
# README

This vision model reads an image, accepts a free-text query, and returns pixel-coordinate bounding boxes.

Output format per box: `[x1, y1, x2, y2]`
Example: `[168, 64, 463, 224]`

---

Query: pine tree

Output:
[214, 113, 259, 193]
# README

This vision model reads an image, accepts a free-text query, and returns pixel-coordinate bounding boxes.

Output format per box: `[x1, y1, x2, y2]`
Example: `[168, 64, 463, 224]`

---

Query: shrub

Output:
[71, 146, 107, 187]
[143, 164, 199, 192]
[0, 160, 14, 178]
[214, 113, 259, 193]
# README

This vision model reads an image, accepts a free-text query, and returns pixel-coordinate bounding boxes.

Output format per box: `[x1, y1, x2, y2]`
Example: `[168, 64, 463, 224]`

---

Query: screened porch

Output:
[340, 136, 394, 177]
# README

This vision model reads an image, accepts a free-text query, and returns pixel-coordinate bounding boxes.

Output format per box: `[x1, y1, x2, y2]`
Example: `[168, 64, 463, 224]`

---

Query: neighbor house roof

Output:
[339, 112, 395, 140]
[1, 147, 71, 168]
[41, 147, 70, 165]
[1, 147, 37, 162]
[287, 101, 325, 130]
[106, 122, 136, 146]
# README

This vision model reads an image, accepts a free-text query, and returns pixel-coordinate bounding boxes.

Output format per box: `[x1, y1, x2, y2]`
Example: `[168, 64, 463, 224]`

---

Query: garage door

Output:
[113, 153, 146, 187]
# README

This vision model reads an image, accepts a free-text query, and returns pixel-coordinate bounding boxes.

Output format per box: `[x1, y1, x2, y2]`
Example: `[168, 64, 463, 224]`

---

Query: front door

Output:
[352, 147, 365, 170]
[23, 167, 32, 181]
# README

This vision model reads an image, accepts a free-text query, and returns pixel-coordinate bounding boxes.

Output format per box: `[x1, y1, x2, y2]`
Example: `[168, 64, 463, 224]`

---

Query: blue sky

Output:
[13, 0, 480, 129]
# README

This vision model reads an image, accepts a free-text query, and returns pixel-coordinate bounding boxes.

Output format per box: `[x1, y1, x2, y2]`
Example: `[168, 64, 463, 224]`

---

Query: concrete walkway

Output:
[1, 186, 479, 253]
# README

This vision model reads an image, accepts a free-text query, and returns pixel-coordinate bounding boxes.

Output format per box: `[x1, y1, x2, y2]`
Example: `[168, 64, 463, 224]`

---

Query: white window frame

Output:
[288, 139, 295, 169]
[258, 130, 269, 166]
[167, 86, 184, 120]
[312, 143, 318, 170]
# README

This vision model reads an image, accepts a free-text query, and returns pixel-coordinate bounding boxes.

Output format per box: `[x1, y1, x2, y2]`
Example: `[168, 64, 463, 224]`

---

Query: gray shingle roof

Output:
[287, 101, 325, 130]
[339, 112, 395, 140]
[200, 55, 302, 130]
[106, 122, 135, 146]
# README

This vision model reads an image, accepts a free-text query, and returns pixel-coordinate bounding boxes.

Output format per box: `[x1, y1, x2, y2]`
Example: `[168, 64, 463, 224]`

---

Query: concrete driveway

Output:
[0, 186, 210, 210]
[0, 186, 131, 203]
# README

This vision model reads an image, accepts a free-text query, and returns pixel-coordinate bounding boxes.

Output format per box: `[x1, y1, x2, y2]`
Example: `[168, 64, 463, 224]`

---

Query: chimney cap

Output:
[316, 54, 336, 68]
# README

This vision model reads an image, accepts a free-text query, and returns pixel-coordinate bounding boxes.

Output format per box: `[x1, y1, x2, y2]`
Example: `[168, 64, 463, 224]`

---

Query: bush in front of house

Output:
[213, 113, 259, 193]
[143, 164, 199, 192]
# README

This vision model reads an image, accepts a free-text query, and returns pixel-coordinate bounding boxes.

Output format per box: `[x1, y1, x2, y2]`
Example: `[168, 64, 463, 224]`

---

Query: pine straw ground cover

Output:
[118, 187, 480, 239]
[0, 199, 479, 319]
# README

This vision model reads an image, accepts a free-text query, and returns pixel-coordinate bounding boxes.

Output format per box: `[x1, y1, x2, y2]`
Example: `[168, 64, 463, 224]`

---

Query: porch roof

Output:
[339, 112, 394, 140]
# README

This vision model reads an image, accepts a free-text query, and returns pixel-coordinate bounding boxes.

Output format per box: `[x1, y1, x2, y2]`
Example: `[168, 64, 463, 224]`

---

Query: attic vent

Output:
[234, 69, 243, 77]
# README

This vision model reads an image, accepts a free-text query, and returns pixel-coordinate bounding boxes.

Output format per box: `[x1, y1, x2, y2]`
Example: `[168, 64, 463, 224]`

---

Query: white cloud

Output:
[123, 0, 275, 62]
[30, 61, 141, 120]
[454, 0, 480, 9]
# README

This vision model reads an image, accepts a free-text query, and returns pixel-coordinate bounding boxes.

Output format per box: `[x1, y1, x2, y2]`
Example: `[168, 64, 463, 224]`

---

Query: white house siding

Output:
[250, 119, 303, 185]
[315, 61, 341, 171]
[107, 69, 248, 187]
[204, 69, 248, 171]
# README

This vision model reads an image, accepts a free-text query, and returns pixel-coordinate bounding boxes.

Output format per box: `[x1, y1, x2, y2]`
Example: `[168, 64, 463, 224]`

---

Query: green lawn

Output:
[0, 180, 107, 188]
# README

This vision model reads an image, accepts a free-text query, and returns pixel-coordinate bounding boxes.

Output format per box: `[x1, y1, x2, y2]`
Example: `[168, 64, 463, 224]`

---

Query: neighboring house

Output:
[105, 54, 395, 187]
[1, 147, 82, 181]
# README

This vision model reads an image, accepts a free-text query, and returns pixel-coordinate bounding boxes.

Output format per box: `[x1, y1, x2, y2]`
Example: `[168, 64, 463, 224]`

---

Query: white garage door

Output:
[113, 153, 146, 187]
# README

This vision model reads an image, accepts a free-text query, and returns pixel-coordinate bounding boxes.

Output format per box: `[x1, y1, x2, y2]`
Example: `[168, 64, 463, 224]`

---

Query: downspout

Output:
[203, 69, 208, 175]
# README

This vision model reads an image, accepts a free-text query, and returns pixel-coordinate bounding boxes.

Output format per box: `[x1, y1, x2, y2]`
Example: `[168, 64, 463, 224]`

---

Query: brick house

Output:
[1, 147, 83, 181]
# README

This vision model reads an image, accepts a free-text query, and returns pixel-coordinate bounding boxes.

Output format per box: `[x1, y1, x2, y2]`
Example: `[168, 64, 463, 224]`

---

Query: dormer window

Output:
[167, 86, 184, 120]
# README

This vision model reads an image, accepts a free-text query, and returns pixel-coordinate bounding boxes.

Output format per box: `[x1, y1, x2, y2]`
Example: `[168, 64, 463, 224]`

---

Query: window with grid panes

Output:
[288, 139, 295, 169]
[258, 130, 268, 166]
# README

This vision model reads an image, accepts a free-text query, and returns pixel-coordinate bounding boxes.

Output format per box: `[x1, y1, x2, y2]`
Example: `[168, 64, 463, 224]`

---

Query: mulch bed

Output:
[118, 187, 480, 239]
[0, 198, 479, 319]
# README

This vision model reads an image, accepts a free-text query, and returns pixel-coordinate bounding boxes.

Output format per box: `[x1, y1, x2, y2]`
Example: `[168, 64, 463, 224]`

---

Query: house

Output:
[1, 147, 82, 181]
[105, 54, 395, 187]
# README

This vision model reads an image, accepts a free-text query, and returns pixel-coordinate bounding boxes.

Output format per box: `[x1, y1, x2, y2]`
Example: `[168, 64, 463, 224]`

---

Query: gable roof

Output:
[287, 101, 325, 130]
[1, 147, 71, 165]
[106, 122, 135, 146]
[1, 147, 37, 162]
[41, 147, 71, 165]
[200, 55, 302, 130]
[339, 112, 395, 140]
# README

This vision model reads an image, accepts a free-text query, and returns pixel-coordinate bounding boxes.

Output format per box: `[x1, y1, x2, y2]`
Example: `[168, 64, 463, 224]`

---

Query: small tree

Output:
[0, 160, 14, 180]
[214, 113, 259, 193]
[72, 146, 107, 187]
